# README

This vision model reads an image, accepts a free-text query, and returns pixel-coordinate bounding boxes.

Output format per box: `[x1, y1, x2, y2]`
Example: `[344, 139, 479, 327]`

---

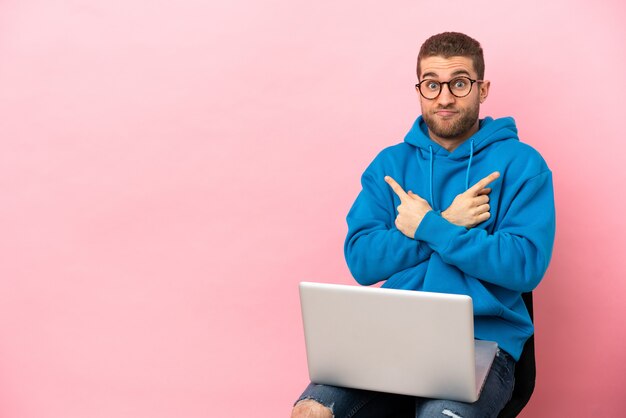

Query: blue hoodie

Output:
[344, 115, 555, 361]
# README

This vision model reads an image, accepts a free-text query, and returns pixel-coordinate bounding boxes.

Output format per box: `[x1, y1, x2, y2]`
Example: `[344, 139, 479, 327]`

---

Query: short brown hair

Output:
[416, 32, 485, 80]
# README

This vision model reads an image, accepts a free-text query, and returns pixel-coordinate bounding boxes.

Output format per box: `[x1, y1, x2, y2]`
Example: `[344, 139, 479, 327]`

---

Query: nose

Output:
[436, 83, 456, 106]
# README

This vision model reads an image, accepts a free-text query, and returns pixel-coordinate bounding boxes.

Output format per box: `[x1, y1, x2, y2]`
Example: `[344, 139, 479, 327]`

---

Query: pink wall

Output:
[1, 0, 624, 416]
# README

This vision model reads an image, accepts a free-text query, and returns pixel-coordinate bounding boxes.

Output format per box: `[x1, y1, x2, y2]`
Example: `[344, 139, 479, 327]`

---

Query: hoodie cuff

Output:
[414, 210, 464, 252]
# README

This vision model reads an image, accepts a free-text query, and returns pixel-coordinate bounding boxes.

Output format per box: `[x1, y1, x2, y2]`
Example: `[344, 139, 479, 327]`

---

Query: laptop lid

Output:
[299, 282, 498, 403]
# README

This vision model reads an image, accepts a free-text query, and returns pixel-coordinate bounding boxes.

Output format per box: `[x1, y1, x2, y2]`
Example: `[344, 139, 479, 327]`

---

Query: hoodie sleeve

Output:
[413, 170, 555, 292]
[344, 165, 434, 286]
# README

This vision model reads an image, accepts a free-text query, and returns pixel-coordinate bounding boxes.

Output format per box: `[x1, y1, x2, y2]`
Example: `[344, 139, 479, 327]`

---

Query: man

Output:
[292, 32, 555, 418]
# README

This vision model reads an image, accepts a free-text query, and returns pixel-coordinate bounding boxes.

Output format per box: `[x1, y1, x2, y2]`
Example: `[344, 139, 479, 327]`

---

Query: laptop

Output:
[299, 282, 498, 403]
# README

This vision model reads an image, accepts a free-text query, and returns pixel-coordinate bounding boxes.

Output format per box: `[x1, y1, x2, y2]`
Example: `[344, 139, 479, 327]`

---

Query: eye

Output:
[452, 78, 468, 89]
[425, 80, 439, 91]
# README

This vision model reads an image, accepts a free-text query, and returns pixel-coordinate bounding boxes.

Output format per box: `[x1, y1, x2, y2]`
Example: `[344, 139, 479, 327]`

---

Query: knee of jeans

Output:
[292, 398, 334, 418]
[441, 409, 463, 418]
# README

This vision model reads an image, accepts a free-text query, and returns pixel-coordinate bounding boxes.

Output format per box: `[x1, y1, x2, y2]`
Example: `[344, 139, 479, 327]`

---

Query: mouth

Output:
[434, 109, 458, 118]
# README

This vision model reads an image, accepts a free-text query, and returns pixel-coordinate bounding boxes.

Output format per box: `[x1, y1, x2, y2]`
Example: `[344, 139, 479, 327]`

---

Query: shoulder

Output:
[364, 142, 414, 173]
[376, 142, 414, 159]
[490, 140, 550, 176]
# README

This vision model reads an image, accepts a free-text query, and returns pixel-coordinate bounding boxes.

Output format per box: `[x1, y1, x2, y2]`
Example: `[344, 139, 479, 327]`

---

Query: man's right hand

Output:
[441, 172, 500, 228]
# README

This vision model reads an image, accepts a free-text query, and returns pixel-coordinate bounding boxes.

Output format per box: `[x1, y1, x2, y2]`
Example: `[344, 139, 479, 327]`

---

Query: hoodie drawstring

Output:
[428, 146, 434, 208]
[465, 140, 475, 190]
[426, 140, 473, 209]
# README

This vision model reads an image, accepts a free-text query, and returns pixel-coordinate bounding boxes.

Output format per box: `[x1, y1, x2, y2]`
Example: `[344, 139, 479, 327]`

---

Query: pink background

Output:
[1, 1, 624, 416]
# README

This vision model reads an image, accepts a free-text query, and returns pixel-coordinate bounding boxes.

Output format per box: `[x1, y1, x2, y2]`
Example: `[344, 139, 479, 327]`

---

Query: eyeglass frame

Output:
[415, 76, 485, 100]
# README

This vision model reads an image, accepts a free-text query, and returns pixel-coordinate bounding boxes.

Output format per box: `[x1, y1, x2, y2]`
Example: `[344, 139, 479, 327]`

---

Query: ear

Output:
[479, 80, 490, 103]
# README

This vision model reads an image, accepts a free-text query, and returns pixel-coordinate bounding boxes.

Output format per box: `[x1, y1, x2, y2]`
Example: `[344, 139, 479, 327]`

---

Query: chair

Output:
[497, 292, 536, 418]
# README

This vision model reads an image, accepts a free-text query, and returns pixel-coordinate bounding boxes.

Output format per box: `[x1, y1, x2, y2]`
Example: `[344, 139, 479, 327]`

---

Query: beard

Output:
[422, 102, 480, 139]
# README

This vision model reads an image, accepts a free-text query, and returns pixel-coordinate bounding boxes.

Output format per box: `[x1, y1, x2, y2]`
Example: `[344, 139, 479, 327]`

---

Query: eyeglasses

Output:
[415, 76, 483, 100]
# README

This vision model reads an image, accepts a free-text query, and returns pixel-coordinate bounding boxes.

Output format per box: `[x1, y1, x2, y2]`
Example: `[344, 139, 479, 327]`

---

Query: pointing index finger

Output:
[384, 176, 409, 201]
[469, 171, 500, 194]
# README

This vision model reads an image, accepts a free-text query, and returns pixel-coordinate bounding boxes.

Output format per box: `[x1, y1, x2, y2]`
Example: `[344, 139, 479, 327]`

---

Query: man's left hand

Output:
[385, 176, 432, 239]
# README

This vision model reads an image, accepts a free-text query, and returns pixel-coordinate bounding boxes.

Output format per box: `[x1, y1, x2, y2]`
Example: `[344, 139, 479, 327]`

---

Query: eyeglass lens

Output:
[419, 77, 473, 99]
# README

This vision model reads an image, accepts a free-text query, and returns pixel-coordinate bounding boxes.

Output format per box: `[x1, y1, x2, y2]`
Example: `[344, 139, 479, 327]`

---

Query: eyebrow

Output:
[421, 69, 472, 79]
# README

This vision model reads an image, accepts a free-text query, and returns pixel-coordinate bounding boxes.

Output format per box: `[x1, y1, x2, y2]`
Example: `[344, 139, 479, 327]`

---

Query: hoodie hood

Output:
[404, 116, 520, 201]
[404, 116, 519, 159]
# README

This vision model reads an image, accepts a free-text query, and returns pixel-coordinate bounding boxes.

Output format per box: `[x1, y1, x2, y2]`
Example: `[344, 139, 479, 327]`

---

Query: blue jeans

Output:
[295, 349, 515, 418]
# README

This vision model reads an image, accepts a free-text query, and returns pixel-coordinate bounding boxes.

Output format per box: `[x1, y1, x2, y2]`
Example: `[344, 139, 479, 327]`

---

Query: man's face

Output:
[418, 55, 490, 145]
